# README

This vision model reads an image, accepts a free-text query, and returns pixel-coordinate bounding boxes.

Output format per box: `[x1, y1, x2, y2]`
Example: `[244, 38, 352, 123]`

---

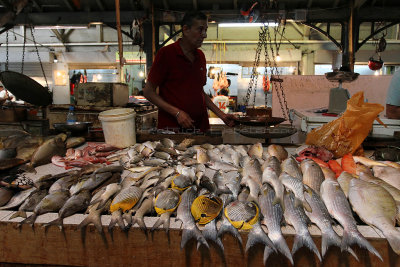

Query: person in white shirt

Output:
[213, 88, 230, 113]
[0, 85, 14, 105]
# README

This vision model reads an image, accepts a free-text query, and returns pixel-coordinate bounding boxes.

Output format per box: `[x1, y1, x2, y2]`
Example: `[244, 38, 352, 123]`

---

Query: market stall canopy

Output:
[0, 71, 52, 106]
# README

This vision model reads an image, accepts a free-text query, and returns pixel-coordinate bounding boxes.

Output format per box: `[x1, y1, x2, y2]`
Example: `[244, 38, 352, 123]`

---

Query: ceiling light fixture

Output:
[218, 22, 278, 28]
[35, 25, 88, 30]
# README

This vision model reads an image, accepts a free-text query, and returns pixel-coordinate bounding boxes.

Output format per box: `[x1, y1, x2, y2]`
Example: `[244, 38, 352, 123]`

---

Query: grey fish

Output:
[65, 137, 85, 149]
[45, 190, 92, 230]
[171, 174, 193, 190]
[0, 187, 36, 210]
[142, 158, 167, 167]
[349, 178, 400, 256]
[300, 159, 325, 194]
[151, 189, 180, 233]
[160, 167, 175, 179]
[207, 161, 238, 172]
[262, 167, 285, 211]
[73, 172, 113, 195]
[283, 192, 321, 261]
[247, 220, 276, 262]
[304, 186, 358, 260]
[281, 157, 303, 180]
[33, 174, 54, 190]
[130, 197, 153, 234]
[238, 188, 250, 202]
[154, 151, 172, 161]
[280, 172, 312, 212]
[224, 171, 241, 199]
[224, 200, 258, 226]
[337, 171, 355, 198]
[242, 158, 263, 183]
[90, 183, 121, 210]
[21, 189, 70, 226]
[160, 138, 175, 148]
[49, 175, 79, 194]
[373, 166, 400, 190]
[176, 185, 208, 250]
[93, 165, 124, 174]
[109, 209, 127, 235]
[262, 156, 281, 175]
[259, 184, 293, 265]
[30, 133, 67, 167]
[320, 179, 382, 261]
[9, 189, 47, 219]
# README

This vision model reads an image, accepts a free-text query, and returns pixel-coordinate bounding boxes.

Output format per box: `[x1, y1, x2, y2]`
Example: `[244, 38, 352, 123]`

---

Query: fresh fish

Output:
[359, 172, 400, 206]
[176, 185, 208, 249]
[152, 175, 174, 196]
[30, 134, 67, 167]
[300, 159, 325, 194]
[355, 162, 373, 176]
[90, 183, 121, 209]
[262, 156, 281, 175]
[246, 218, 276, 261]
[21, 189, 70, 226]
[349, 178, 400, 256]
[176, 138, 196, 150]
[304, 186, 358, 260]
[92, 172, 121, 196]
[242, 158, 262, 183]
[234, 145, 249, 157]
[224, 171, 241, 199]
[66, 137, 85, 149]
[109, 185, 144, 213]
[171, 174, 193, 191]
[200, 143, 214, 150]
[161, 138, 175, 148]
[196, 147, 209, 164]
[191, 195, 223, 225]
[267, 144, 288, 162]
[202, 219, 224, 252]
[142, 158, 167, 167]
[16, 142, 41, 162]
[73, 172, 113, 194]
[33, 174, 55, 190]
[93, 165, 124, 174]
[129, 197, 153, 234]
[353, 156, 388, 168]
[373, 166, 400, 190]
[0, 187, 36, 210]
[224, 200, 259, 230]
[283, 192, 321, 261]
[337, 171, 355, 198]
[50, 175, 79, 193]
[279, 172, 311, 212]
[0, 158, 25, 171]
[262, 167, 285, 211]
[45, 190, 92, 230]
[152, 189, 181, 233]
[259, 184, 293, 265]
[248, 143, 263, 159]
[281, 157, 303, 180]
[109, 209, 127, 235]
[320, 179, 382, 261]
[0, 187, 14, 206]
[160, 167, 175, 179]
[9, 189, 47, 219]
[243, 175, 262, 203]
[238, 188, 250, 202]
[153, 151, 171, 161]
[321, 166, 336, 180]
[207, 161, 238, 172]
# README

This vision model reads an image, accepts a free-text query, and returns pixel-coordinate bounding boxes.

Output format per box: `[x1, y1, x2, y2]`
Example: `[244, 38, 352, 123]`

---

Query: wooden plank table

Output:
[0, 211, 397, 267]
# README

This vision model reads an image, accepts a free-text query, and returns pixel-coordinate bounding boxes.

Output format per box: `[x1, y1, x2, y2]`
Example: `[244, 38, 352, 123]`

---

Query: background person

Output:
[386, 70, 400, 119]
[143, 10, 237, 132]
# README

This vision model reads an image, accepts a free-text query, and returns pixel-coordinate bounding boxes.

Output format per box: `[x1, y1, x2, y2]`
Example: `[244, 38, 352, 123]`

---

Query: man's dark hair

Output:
[181, 11, 207, 28]
[219, 88, 229, 96]
[227, 79, 231, 87]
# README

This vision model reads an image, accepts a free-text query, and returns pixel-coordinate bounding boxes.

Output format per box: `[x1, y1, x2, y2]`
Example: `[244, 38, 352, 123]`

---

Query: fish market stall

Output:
[0, 135, 399, 266]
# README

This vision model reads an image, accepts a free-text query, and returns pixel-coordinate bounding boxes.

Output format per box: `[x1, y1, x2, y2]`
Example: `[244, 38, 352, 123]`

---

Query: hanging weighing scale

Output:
[235, 18, 296, 141]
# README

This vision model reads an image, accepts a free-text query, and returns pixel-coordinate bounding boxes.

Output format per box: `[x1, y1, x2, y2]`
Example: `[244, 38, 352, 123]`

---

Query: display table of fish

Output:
[0, 139, 398, 267]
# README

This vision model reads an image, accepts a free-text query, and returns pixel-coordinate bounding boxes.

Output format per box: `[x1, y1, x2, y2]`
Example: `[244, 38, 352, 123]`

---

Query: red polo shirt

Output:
[147, 39, 210, 132]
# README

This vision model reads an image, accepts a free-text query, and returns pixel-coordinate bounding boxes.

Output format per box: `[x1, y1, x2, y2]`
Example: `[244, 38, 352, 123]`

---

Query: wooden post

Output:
[115, 0, 124, 82]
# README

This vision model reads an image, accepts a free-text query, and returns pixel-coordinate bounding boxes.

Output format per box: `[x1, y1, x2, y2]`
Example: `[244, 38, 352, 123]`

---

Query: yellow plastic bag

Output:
[305, 91, 384, 158]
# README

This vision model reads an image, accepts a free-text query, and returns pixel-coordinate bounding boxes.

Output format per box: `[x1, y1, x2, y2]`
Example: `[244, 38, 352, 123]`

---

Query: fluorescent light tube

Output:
[218, 22, 278, 28]
[35, 25, 88, 30]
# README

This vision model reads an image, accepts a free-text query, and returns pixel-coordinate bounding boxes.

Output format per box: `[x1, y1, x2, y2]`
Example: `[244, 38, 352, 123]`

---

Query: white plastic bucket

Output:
[98, 108, 136, 148]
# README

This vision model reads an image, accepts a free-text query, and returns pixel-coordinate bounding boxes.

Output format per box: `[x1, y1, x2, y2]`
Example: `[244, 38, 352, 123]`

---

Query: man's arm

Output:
[143, 81, 194, 128]
[203, 92, 237, 127]
[386, 104, 400, 119]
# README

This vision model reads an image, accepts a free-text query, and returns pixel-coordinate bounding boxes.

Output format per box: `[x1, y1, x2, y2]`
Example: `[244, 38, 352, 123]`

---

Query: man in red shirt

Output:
[144, 10, 237, 132]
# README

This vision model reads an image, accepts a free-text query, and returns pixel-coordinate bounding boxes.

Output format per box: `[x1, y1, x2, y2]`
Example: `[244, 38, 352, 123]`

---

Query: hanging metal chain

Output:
[5, 30, 9, 71]
[29, 25, 49, 89]
[243, 27, 264, 107]
[21, 26, 26, 74]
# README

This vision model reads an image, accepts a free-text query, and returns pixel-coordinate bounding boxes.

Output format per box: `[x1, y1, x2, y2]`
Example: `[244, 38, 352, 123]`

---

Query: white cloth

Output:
[213, 95, 230, 113]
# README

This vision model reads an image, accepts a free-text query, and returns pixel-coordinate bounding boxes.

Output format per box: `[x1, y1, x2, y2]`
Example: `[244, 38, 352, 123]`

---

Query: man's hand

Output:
[176, 110, 195, 128]
[221, 113, 238, 127]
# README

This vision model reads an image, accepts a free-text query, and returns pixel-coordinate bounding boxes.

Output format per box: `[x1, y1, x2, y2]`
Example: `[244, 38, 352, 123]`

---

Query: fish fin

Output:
[269, 233, 293, 265]
[218, 217, 243, 246]
[382, 228, 400, 256]
[263, 246, 275, 266]
[132, 216, 148, 238]
[341, 229, 382, 261]
[202, 220, 224, 253]
[78, 213, 104, 234]
[301, 199, 312, 213]
[122, 212, 133, 229]
[292, 233, 321, 262]
[150, 212, 170, 233]
[21, 213, 37, 227]
[320, 228, 341, 258]
[181, 223, 209, 250]
[9, 210, 27, 220]
[43, 217, 63, 232]
[245, 224, 275, 253]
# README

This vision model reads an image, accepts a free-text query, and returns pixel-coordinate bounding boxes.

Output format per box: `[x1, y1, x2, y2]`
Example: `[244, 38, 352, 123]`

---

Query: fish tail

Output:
[78, 213, 104, 234]
[292, 233, 321, 262]
[202, 220, 224, 253]
[21, 213, 37, 227]
[383, 228, 400, 256]
[341, 229, 382, 261]
[245, 224, 275, 253]
[181, 224, 209, 250]
[133, 216, 147, 236]
[217, 217, 243, 246]
[320, 228, 341, 258]
[122, 212, 133, 229]
[269, 233, 293, 265]
[10, 210, 27, 220]
[263, 246, 275, 266]
[109, 213, 126, 232]
[44, 217, 64, 232]
[150, 212, 169, 233]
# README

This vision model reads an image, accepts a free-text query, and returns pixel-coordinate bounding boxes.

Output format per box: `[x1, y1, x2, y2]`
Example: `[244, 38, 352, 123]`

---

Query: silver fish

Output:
[49, 175, 79, 194]
[207, 161, 238, 172]
[304, 186, 358, 260]
[280, 172, 311, 212]
[373, 166, 400, 190]
[337, 171, 355, 198]
[73, 172, 113, 195]
[283, 192, 321, 261]
[202, 218, 224, 251]
[301, 159, 325, 194]
[262, 156, 281, 175]
[320, 179, 382, 261]
[281, 157, 303, 180]
[349, 178, 400, 256]
[242, 158, 263, 183]
[176, 185, 208, 250]
[248, 143, 263, 159]
[0, 187, 36, 210]
[153, 151, 172, 161]
[262, 167, 285, 211]
[259, 184, 293, 265]
[9, 189, 47, 219]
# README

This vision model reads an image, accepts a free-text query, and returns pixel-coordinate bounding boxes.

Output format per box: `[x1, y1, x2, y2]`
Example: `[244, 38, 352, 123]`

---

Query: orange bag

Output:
[305, 91, 384, 158]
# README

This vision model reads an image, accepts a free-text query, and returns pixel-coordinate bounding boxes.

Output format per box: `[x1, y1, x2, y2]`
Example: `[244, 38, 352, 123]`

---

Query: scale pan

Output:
[0, 71, 52, 106]
[237, 116, 285, 126]
[325, 71, 359, 82]
[236, 125, 297, 139]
